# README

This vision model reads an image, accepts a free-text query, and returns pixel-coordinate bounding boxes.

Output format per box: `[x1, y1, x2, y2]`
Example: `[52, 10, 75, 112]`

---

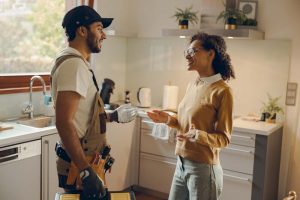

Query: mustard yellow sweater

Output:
[168, 75, 233, 164]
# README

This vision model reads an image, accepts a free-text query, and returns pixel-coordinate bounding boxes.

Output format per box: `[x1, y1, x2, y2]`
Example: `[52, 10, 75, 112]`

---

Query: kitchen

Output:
[0, 0, 300, 200]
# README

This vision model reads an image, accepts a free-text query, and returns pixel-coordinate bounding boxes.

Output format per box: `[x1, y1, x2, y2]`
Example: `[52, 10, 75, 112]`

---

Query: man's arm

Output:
[55, 91, 89, 171]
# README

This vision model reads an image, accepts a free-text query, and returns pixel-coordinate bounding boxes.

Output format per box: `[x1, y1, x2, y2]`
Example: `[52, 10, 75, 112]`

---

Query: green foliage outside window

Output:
[0, 0, 65, 73]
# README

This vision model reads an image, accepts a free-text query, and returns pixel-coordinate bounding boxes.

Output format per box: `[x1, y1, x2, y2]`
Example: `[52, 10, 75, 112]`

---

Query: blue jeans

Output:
[168, 156, 223, 200]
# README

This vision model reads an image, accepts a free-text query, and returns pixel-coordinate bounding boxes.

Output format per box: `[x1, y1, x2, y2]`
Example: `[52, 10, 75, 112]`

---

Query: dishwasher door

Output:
[0, 140, 41, 200]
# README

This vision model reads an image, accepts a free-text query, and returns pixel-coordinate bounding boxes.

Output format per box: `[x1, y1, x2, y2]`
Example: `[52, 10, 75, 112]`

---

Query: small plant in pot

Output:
[216, 9, 247, 30]
[260, 93, 284, 123]
[172, 6, 199, 29]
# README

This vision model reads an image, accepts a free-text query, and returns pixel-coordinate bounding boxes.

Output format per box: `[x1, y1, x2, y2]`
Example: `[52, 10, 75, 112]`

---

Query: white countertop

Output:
[233, 118, 282, 136]
[0, 122, 57, 147]
[138, 108, 283, 136]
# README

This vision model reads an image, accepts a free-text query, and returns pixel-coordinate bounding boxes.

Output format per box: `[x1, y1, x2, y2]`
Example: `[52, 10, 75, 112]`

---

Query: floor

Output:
[134, 191, 167, 200]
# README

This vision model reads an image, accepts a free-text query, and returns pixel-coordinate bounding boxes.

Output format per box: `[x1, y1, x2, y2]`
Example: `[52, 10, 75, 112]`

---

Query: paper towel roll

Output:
[162, 85, 179, 111]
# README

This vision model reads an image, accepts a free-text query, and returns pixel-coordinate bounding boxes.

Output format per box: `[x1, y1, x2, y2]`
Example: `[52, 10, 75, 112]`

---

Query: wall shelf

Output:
[162, 28, 264, 39]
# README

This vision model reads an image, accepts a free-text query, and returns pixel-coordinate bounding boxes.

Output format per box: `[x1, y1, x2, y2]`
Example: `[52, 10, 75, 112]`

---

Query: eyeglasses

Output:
[184, 47, 205, 57]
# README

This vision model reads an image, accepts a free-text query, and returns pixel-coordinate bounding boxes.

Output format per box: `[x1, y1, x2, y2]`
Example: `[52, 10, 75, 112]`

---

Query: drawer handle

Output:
[232, 134, 254, 140]
[224, 173, 252, 183]
[142, 120, 154, 124]
[225, 147, 254, 155]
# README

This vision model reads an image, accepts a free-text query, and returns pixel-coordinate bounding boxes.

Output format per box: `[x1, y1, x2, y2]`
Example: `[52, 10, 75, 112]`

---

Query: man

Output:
[51, 5, 137, 200]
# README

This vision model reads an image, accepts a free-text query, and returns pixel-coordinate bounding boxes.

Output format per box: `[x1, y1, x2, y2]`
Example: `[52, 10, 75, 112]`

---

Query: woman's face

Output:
[185, 40, 215, 77]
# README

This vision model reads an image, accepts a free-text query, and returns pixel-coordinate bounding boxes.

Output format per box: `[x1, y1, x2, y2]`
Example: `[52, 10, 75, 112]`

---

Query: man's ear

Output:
[77, 26, 87, 37]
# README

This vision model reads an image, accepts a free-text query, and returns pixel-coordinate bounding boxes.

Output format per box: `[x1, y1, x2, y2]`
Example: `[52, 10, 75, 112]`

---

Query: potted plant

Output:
[172, 6, 199, 29]
[216, 8, 247, 30]
[260, 93, 284, 123]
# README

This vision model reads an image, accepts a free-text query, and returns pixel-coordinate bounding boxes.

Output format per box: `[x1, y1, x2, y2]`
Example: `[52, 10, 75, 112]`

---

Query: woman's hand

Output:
[147, 110, 169, 123]
[177, 124, 197, 142]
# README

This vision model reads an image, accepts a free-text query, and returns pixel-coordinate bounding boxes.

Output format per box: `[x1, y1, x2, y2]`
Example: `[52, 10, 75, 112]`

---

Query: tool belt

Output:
[55, 142, 114, 188]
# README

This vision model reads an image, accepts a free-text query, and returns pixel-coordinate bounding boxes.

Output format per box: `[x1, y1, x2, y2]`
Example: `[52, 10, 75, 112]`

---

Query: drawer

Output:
[231, 131, 256, 147]
[140, 129, 176, 158]
[221, 169, 252, 200]
[141, 118, 154, 130]
[220, 144, 254, 175]
[139, 153, 176, 194]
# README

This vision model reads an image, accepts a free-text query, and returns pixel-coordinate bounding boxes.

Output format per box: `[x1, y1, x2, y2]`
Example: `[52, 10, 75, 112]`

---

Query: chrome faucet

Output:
[23, 75, 47, 119]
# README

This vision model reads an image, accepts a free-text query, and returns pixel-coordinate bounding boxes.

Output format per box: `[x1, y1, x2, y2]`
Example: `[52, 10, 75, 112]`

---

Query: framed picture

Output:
[239, 1, 258, 20]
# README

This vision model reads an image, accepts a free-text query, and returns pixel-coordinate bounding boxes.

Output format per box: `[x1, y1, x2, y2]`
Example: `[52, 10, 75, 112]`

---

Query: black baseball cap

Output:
[62, 5, 113, 30]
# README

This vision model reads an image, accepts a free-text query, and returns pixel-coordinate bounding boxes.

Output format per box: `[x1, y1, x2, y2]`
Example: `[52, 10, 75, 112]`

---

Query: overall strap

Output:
[50, 54, 100, 92]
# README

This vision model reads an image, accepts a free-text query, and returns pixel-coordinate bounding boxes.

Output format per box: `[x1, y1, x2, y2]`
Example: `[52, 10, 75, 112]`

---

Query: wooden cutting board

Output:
[0, 123, 14, 131]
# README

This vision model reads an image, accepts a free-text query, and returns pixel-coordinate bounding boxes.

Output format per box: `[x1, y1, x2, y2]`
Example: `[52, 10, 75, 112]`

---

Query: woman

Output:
[147, 32, 235, 200]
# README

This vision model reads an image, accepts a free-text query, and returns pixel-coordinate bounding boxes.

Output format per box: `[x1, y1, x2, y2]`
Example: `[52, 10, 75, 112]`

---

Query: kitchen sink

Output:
[17, 116, 55, 128]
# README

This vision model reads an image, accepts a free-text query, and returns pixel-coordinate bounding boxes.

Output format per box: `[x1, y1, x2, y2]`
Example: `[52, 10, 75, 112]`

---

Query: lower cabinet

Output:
[221, 170, 252, 200]
[139, 153, 176, 194]
[138, 117, 283, 200]
[105, 119, 140, 191]
[42, 133, 63, 200]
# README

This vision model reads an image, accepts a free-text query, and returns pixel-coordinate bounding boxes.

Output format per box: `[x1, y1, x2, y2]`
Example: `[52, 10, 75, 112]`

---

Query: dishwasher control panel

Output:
[0, 140, 41, 165]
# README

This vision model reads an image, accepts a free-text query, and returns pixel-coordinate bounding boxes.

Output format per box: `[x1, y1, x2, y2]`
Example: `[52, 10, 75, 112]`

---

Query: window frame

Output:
[0, 73, 51, 95]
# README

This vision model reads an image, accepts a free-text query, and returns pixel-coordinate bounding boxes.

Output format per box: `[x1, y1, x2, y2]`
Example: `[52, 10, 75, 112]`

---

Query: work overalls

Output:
[51, 54, 108, 190]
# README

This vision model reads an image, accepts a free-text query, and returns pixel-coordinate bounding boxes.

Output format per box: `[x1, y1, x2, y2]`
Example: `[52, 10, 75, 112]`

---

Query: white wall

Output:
[257, 0, 300, 198]
[125, 38, 290, 118]
[92, 36, 128, 103]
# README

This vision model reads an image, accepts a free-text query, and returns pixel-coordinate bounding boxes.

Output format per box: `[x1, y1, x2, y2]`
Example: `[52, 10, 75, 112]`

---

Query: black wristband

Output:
[110, 110, 118, 122]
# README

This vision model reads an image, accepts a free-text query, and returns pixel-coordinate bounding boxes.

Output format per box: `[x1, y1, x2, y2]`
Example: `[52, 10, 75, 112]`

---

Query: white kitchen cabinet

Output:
[220, 120, 283, 200]
[139, 153, 176, 194]
[138, 117, 176, 196]
[138, 116, 283, 200]
[105, 119, 140, 191]
[42, 133, 63, 200]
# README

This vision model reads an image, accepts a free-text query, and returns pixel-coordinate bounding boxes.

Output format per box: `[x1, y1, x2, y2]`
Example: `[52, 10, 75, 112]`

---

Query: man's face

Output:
[86, 22, 106, 53]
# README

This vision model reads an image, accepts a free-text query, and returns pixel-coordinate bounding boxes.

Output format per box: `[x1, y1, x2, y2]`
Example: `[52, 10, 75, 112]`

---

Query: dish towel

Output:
[151, 123, 177, 143]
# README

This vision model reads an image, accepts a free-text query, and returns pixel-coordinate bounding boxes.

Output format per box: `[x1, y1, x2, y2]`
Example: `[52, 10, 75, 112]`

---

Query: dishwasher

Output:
[0, 140, 41, 200]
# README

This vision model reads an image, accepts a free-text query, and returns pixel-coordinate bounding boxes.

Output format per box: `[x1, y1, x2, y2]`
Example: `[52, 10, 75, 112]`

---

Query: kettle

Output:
[137, 87, 151, 108]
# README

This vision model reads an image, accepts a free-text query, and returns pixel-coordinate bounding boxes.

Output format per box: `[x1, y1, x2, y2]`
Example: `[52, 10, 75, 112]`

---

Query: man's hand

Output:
[111, 104, 137, 123]
[80, 167, 106, 200]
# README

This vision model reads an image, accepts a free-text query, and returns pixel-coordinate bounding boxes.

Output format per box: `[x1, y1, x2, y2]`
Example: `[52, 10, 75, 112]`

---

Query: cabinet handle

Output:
[225, 147, 254, 155]
[42, 140, 50, 200]
[232, 134, 254, 140]
[142, 119, 154, 124]
[224, 173, 252, 183]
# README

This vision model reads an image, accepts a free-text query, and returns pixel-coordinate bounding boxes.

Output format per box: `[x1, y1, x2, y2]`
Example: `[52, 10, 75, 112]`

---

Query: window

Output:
[0, 0, 66, 94]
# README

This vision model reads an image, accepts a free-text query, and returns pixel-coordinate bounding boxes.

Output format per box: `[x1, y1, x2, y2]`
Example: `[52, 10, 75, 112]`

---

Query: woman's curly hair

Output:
[190, 32, 235, 81]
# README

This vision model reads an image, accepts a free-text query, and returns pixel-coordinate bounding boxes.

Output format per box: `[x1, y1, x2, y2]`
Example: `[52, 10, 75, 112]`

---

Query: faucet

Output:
[23, 75, 47, 119]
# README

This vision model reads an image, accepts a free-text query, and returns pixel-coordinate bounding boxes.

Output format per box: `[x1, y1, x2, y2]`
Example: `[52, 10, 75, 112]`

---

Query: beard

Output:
[86, 31, 101, 53]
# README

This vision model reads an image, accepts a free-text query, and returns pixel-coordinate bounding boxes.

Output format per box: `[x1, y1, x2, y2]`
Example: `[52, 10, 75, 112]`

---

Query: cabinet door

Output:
[42, 133, 63, 200]
[106, 119, 139, 191]
[140, 129, 176, 158]
[221, 170, 252, 200]
[139, 153, 176, 194]
[220, 144, 255, 175]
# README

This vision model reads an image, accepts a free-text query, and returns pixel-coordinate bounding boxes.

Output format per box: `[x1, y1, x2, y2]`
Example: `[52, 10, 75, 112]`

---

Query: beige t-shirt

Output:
[51, 47, 97, 138]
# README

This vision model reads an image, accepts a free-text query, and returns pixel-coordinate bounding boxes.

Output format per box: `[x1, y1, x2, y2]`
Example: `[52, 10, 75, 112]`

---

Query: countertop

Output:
[138, 108, 283, 136]
[0, 109, 282, 147]
[0, 123, 57, 147]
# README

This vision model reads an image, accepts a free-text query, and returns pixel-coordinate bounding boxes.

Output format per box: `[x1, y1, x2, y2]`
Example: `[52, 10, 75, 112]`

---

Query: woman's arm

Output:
[147, 110, 180, 130]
